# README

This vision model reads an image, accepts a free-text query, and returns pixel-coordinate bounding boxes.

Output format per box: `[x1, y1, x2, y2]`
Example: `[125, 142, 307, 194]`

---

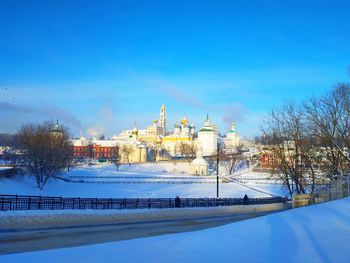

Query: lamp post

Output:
[216, 149, 219, 199]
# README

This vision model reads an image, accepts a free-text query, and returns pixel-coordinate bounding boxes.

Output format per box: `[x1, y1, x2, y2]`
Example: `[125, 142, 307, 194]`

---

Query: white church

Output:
[197, 114, 218, 157]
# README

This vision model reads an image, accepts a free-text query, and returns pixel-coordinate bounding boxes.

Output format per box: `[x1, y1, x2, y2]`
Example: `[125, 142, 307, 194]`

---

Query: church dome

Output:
[181, 117, 188, 125]
[50, 120, 64, 136]
[132, 127, 138, 135]
[228, 122, 237, 133]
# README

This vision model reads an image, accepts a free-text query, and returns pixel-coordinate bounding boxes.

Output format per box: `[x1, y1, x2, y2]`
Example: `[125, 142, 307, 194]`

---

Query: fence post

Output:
[15, 195, 18, 210]
[148, 198, 151, 209]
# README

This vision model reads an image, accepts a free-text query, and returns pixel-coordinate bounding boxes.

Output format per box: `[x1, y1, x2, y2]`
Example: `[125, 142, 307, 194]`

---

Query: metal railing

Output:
[58, 176, 220, 185]
[0, 194, 288, 211]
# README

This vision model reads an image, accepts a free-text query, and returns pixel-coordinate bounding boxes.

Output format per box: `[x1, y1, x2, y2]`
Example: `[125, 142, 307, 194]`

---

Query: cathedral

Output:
[162, 116, 196, 157]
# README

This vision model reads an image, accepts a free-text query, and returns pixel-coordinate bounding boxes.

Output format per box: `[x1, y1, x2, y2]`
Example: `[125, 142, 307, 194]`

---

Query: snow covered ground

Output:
[2, 197, 349, 262]
[0, 163, 288, 198]
[70, 162, 192, 176]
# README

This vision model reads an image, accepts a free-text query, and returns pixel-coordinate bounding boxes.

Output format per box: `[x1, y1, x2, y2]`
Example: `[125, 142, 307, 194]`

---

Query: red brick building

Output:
[260, 152, 275, 168]
[72, 138, 118, 160]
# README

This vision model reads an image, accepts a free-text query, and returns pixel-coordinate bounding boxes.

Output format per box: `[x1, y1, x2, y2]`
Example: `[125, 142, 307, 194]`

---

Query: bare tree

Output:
[221, 146, 244, 175]
[119, 144, 133, 165]
[17, 122, 73, 190]
[178, 142, 197, 160]
[262, 101, 317, 196]
[305, 83, 350, 177]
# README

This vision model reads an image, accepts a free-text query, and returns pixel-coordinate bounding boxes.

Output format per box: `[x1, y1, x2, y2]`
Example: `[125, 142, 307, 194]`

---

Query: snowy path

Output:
[1, 198, 350, 262]
[0, 212, 268, 254]
[0, 203, 289, 254]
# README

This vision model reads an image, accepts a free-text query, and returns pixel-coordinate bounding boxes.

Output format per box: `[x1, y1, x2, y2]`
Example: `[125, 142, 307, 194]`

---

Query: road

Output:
[0, 210, 276, 255]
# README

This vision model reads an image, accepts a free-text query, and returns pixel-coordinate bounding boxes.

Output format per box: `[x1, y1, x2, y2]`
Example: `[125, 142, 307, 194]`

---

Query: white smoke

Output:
[87, 126, 105, 138]
[222, 104, 250, 130]
[86, 103, 114, 138]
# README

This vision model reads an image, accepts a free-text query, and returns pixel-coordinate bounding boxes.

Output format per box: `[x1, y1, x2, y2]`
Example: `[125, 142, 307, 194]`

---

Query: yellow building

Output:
[162, 117, 196, 157]
[137, 119, 163, 144]
[118, 141, 147, 164]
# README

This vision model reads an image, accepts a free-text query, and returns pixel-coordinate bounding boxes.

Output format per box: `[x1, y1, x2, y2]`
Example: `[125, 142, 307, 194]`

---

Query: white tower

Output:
[198, 114, 217, 157]
[227, 122, 240, 147]
[159, 104, 166, 136]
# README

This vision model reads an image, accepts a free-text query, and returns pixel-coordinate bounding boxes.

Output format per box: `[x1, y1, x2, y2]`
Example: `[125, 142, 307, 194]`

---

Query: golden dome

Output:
[181, 116, 188, 125]
[132, 127, 138, 135]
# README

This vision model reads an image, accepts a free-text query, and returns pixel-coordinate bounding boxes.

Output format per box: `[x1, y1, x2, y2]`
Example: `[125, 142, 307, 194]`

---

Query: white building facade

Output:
[223, 122, 241, 149]
[197, 114, 217, 157]
[190, 151, 209, 176]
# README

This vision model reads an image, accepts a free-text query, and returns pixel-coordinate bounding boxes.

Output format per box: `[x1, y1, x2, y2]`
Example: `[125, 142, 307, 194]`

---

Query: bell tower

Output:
[159, 104, 166, 136]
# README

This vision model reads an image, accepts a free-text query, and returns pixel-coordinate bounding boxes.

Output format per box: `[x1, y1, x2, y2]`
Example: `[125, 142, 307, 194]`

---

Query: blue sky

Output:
[0, 0, 349, 138]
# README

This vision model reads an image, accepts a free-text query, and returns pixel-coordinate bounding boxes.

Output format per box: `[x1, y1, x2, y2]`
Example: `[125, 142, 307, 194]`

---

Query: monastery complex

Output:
[72, 105, 242, 172]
